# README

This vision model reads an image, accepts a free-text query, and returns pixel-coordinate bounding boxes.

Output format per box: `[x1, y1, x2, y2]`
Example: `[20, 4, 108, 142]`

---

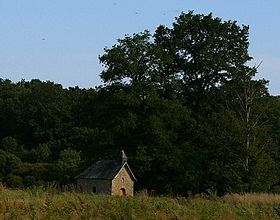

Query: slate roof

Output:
[75, 160, 121, 180]
[75, 151, 136, 181]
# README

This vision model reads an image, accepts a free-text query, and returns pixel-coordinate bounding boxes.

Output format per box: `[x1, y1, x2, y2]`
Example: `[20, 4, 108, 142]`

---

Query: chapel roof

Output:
[75, 150, 136, 181]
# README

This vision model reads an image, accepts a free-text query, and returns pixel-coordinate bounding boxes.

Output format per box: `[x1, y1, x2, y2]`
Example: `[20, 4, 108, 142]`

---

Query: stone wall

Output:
[111, 165, 134, 196]
[77, 179, 111, 194]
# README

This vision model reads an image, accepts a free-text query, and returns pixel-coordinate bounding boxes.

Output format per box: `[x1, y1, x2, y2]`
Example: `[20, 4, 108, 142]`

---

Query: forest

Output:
[0, 11, 280, 195]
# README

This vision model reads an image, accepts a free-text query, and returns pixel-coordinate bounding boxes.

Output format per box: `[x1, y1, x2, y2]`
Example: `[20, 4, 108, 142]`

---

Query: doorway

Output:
[120, 188, 126, 196]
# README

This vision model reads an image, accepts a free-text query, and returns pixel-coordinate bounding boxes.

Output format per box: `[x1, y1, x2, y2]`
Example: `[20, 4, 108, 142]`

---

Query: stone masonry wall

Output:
[77, 179, 111, 194]
[111, 165, 134, 196]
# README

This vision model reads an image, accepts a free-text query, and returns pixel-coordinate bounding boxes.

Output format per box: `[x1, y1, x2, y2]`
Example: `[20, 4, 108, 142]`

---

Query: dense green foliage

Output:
[0, 12, 280, 195]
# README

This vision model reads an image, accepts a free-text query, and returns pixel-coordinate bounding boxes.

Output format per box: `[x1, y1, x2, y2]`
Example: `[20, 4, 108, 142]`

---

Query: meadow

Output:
[1, 186, 280, 219]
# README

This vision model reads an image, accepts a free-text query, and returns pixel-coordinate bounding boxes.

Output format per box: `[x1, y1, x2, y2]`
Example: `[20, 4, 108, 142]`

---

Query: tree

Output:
[0, 79, 26, 138]
[0, 150, 22, 180]
[34, 143, 51, 162]
[98, 11, 272, 194]
[0, 136, 18, 153]
[19, 79, 71, 145]
[55, 148, 81, 185]
[154, 11, 252, 113]
[231, 68, 269, 174]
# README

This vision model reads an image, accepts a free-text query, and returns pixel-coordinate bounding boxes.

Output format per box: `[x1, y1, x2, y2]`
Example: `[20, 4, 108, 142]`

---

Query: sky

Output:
[0, 1, 279, 95]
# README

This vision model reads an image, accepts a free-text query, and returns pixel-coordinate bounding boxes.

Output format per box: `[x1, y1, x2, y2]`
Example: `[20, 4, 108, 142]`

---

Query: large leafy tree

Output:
[154, 12, 252, 112]
[98, 11, 274, 194]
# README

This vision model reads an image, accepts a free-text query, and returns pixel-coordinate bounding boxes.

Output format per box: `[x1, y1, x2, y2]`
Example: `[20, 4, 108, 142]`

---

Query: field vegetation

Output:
[1, 186, 280, 219]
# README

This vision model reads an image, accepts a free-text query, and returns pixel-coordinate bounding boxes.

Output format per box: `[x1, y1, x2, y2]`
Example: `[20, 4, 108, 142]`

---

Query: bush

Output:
[23, 175, 37, 187]
[6, 174, 23, 188]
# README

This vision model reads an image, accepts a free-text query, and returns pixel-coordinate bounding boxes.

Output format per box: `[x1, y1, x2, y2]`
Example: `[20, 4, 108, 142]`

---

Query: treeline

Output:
[1, 12, 280, 195]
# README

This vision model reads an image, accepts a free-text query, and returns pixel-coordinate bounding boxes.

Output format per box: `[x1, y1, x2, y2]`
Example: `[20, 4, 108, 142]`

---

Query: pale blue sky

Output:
[0, 1, 279, 95]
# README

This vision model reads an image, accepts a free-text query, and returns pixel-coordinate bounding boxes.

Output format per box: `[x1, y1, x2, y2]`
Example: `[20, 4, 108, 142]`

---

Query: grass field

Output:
[1, 187, 280, 219]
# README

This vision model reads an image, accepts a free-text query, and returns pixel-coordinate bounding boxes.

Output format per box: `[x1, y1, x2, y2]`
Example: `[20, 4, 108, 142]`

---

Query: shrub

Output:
[6, 174, 23, 188]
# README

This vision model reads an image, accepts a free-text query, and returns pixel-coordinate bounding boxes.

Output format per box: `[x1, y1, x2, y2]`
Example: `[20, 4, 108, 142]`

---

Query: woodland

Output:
[0, 12, 280, 195]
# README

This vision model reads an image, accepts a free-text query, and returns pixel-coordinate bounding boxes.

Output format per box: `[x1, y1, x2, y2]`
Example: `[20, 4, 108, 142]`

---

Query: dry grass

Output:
[0, 187, 280, 219]
[223, 193, 280, 205]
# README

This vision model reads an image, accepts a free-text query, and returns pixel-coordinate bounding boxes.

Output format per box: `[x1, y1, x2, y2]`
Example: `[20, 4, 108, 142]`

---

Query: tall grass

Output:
[0, 186, 280, 219]
[223, 193, 280, 205]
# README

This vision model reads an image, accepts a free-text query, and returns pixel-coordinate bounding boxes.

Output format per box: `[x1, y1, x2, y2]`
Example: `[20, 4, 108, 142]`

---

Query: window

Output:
[92, 186, 97, 193]
[122, 177, 125, 183]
